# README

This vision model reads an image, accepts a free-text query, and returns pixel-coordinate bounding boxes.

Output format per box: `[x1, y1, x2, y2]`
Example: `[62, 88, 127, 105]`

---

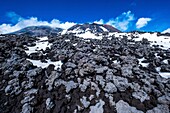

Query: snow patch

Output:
[76, 31, 103, 39]
[134, 33, 170, 49]
[73, 43, 77, 46]
[138, 58, 149, 67]
[68, 27, 84, 34]
[38, 36, 48, 41]
[65, 39, 70, 42]
[26, 37, 52, 54]
[61, 29, 67, 35]
[163, 59, 169, 64]
[113, 60, 119, 64]
[156, 67, 170, 79]
[100, 26, 108, 32]
[27, 59, 62, 70]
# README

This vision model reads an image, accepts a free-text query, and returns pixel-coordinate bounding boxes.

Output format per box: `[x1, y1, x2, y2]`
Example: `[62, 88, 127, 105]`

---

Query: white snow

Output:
[156, 67, 170, 79]
[113, 60, 119, 64]
[107, 32, 170, 50]
[158, 72, 170, 79]
[25, 36, 63, 70]
[65, 94, 71, 100]
[100, 26, 108, 32]
[61, 29, 67, 35]
[85, 28, 91, 32]
[65, 39, 70, 42]
[26, 42, 52, 54]
[68, 27, 84, 34]
[108, 37, 112, 40]
[27, 59, 62, 70]
[155, 53, 162, 59]
[76, 31, 103, 39]
[73, 109, 77, 113]
[163, 59, 169, 64]
[134, 33, 170, 49]
[73, 43, 77, 46]
[84, 39, 91, 42]
[112, 32, 132, 39]
[89, 99, 105, 113]
[26, 37, 52, 54]
[138, 58, 149, 67]
[38, 36, 48, 41]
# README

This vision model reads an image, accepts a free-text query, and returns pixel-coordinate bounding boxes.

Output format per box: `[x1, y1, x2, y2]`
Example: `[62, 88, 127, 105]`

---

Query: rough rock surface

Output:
[116, 100, 144, 113]
[0, 31, 170, 113]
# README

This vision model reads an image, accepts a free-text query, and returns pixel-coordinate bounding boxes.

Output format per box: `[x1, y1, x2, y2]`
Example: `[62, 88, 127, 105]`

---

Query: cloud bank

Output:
[136, 18, 152, 29]
[94, 11, 135, 31]
[0, 11, 152, 34]
[0, 12, 76, 34]
[107, 11, 135, 31]
[162, 28, 170, 33]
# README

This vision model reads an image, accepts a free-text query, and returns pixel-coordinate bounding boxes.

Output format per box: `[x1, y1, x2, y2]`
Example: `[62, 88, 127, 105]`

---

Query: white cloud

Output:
[162, 28, 170, 33]
[0, 15, 76, 34]
[0, 11, 152, 34]
[106, 11, 135, 31]
[94, 19, 104, 24]
[136, 18, 152, 29]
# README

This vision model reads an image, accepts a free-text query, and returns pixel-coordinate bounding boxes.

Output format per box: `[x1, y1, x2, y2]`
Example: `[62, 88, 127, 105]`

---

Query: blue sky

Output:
[0, 0, 170, 33]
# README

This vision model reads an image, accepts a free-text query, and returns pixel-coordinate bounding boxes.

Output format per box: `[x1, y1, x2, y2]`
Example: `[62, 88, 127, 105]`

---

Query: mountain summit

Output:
[68, 23, 121, 34]
[8, 23, 121, 37]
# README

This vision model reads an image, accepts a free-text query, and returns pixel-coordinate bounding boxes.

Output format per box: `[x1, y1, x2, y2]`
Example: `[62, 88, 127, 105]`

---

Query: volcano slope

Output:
[0, 32, 170, 113]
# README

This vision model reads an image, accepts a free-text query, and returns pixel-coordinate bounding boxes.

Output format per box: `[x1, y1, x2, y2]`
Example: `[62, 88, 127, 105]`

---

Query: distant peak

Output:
[68, 23, 121, 33]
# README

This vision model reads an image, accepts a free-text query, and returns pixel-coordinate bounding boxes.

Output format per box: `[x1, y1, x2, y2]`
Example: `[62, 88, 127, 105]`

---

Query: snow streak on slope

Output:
[112, 32, 170, 49]
[76, 31, 103, 39]
[27, 59, 62, 70]
[100, 26, 108, 32]
[25, 36, 63, 69]
[134, 33, 170, 49]
[25, 37, 52, 54]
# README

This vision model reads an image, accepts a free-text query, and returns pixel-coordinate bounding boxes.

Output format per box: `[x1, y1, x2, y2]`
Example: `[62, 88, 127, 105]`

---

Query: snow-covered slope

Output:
[112, 32, 170, 50]
[67, 23, 121, 33]
[65, 23, 121, 39]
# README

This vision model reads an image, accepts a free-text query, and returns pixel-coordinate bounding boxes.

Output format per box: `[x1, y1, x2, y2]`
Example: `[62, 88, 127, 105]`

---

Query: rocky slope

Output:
[0, 26, 170, 113]
[67, 23, 121, 33]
